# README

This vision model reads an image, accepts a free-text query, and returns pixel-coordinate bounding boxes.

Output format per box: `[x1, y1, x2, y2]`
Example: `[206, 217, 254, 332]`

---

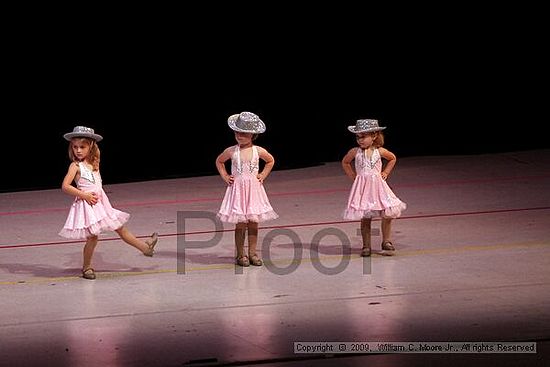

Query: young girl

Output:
[216, 112, 278, 267]
[342, 119, 406, 256]
[59, 126, 159, 280]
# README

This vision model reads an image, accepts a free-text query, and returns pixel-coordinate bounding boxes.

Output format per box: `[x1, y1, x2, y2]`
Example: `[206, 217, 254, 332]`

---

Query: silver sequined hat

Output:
[227, 111, 266, 134]
[347, 119, 386, 133]
[63, 126, 103, 142]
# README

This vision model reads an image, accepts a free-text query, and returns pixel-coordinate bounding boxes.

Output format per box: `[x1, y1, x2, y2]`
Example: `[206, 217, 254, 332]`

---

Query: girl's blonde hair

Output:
[372, 131, 385, 148]
[68, 137, 101, 171]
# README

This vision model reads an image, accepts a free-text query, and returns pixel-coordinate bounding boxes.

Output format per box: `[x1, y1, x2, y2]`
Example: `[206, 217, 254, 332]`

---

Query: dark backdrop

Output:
[3, 65, 548, 193]
[3, 78, 546, 193]
[2, 19, 548, 193]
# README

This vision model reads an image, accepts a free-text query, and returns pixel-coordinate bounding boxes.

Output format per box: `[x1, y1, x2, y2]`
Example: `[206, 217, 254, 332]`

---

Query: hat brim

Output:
[63, 132, 103, 142]
[227, 114, 266, 134]
[347, 126, 386, 133]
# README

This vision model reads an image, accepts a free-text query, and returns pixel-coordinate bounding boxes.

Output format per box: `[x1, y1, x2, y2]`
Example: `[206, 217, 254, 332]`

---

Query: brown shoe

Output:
[82, 268, 96, 280]
[360, 246, 371, 257]
[381, 241, 396, 255]
[236, 255, 250, 267]
[144, 232, 159, 257]
[249, 254, 263, 266]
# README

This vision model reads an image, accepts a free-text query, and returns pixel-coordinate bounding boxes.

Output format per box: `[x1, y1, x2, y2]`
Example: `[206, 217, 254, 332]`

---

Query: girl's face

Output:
[234, 131, 253, 146]
[355, 132, 376, 149]
[71, 139, 91, 161]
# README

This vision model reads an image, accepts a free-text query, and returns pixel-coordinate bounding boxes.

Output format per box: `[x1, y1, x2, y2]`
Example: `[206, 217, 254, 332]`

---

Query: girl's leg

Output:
[235, 222, 249, 266]
[83, 235, 98, 270]
[115, 226, 158, 256]
[82, 235, 98, 279]
[247, 222, 262, 266]
[381, 218, 396, 252]
[360, 218, 372, 257]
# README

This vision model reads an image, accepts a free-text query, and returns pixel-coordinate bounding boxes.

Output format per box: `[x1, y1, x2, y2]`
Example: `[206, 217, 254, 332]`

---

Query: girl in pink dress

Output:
[216, 112, 278, 267]
[59, 126, 159, 280]
[342, 119, 406, 257]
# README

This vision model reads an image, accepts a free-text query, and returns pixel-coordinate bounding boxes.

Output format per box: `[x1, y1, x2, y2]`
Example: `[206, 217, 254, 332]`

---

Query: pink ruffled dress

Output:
[59, 162, 130, 239]
[343, 148, 406, 219]
[217, 145, 278, 223]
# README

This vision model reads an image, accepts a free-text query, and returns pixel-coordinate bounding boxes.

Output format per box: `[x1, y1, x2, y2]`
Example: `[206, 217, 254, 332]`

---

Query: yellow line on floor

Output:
[1, 241, 548, 285]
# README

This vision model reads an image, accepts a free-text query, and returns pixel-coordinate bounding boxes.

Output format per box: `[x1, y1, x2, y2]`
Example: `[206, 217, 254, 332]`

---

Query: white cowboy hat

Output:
[63, 126, 103, 142]
[227, 111, 266, 134]
[348, 119, 386, 133]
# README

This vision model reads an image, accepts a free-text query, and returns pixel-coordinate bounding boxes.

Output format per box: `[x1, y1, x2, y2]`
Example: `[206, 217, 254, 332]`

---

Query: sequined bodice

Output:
[231, 145, 259, 176]
[355, 148, 382, 174]
[77, 162, 102, 190]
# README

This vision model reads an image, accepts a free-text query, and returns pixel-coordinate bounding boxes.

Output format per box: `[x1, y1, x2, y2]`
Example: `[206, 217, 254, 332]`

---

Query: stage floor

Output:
[1, 149, 549, 366]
